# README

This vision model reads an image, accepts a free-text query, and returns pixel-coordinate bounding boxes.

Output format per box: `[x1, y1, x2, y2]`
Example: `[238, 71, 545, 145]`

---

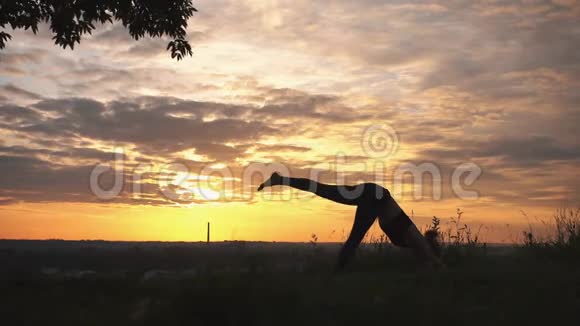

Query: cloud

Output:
[0, 154, 171, 205]
[0, 0, 579, 213]
[0, 145, 121, 162]
[0, 104, 42, 124]
[8, 97, 276, 158]
[0, 84, 44, 105]
[0, 90, 373, 204]
[472, 136, 580, 165]
[254, 144, 311, 153]
[0, 50, 47, 65]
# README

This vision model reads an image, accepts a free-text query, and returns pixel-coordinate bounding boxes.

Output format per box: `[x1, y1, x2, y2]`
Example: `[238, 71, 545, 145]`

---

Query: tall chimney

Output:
[207, 222, 210, 243]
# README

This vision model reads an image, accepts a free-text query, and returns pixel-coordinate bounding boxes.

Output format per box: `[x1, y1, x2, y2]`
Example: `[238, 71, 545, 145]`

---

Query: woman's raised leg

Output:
[257, 172, 363, 206]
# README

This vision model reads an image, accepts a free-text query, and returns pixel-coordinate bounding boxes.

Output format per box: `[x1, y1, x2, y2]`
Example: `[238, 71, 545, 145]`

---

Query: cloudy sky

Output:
[0, 0, 579, 242]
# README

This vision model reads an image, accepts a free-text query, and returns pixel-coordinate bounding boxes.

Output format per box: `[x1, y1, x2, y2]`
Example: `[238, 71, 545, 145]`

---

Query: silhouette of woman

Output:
[257, 172, 444, 271]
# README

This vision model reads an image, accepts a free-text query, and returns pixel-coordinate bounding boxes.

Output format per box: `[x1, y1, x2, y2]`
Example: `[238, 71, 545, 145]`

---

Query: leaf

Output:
[1, 0, 197, 61]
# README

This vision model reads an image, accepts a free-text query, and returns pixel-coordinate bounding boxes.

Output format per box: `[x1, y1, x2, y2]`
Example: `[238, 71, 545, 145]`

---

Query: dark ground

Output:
[0, 240, 578, 325]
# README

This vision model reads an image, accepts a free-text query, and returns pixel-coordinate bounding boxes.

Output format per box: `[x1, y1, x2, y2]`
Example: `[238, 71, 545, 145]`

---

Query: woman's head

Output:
[424, 229, 442, 258]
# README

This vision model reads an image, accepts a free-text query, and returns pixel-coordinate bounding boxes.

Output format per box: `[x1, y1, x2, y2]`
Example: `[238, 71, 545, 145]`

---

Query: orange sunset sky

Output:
[1, 0, 579, 243]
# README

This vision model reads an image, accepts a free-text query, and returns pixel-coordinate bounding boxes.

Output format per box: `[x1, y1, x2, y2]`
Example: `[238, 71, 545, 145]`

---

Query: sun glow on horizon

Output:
[1, 0, 579, 243]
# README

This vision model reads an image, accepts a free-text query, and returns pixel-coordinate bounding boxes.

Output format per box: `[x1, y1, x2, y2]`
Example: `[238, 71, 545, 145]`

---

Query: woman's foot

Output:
[257, 172, 283, 191]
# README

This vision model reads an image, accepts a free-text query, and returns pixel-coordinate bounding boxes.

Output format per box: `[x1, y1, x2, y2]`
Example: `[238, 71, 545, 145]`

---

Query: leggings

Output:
[278, 177, 412, 270]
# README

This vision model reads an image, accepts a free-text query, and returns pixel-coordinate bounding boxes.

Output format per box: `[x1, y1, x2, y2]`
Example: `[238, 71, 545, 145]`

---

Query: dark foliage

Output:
[1, 240, 579, 325]
[0, 0, 197, 60]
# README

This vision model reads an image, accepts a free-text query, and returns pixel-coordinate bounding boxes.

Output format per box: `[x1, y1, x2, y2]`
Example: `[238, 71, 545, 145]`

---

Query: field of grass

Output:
[1, 208, 579, 325]
[1, 236, 579, 326]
